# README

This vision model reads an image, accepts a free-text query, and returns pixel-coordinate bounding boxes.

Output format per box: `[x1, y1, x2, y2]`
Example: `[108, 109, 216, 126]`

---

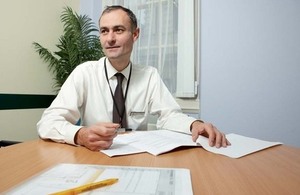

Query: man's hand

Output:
[191, 121, 231, 148]
[75, 122, 119, 151]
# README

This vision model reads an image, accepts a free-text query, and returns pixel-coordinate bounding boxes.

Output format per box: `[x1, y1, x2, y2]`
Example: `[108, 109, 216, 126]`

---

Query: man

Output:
[37, 5, 230, 151]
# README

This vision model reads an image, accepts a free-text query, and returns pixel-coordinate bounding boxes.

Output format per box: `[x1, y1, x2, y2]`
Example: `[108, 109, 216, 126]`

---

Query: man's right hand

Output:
[75, 122, 119, 151]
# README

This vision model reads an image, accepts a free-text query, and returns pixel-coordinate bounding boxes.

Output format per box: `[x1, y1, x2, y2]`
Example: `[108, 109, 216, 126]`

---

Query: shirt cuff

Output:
[65, 124, 83, 145]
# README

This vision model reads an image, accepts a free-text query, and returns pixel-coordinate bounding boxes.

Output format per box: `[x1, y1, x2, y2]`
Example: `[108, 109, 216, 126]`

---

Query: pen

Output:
[50, 178, 118, 195]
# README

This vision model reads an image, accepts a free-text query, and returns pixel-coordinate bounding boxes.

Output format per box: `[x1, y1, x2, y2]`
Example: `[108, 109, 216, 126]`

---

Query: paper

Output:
[5, 163, 193, 195]
[102, 130, 197, 156]
[101, 130, 282, 158]
[197, 133, 282, 158]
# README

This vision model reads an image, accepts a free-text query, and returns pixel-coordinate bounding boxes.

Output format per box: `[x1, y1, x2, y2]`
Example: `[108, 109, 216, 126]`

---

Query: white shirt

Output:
[37, 57, 196, 145]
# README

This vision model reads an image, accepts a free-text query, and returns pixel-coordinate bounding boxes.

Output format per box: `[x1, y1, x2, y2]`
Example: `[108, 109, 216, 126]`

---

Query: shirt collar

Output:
[105, 58, 131, 80]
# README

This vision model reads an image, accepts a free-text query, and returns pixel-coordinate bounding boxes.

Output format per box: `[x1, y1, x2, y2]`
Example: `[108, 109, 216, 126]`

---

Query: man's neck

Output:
[108, 58, 130, 72]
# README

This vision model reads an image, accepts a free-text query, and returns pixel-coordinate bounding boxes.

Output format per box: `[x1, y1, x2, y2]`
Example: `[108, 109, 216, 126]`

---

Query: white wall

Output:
[200, 0, 300, 147]
[0, 0, 79, 141]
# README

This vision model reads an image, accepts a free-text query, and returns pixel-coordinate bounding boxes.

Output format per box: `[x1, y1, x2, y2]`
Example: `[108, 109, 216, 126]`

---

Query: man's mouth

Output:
[106, 46, 120, 49]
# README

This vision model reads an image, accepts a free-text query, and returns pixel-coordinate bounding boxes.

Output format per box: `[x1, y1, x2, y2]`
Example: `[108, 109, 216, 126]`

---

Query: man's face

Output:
[99, 9, 139, 61]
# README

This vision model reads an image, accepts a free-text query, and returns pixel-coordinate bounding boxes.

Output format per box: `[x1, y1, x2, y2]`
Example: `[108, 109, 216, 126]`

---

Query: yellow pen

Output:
[49, 178, 118, 195]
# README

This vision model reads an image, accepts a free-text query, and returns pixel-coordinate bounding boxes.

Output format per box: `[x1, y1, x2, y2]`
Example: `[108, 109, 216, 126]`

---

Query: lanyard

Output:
[104, 58, 132, 123]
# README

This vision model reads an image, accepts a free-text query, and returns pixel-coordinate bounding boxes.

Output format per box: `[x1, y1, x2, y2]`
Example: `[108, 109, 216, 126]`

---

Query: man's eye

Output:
[116, 29, 124, 33]
[100, 29, 108, 34]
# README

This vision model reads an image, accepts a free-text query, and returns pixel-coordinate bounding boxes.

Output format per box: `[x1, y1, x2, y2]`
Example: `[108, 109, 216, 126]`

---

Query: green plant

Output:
[33, 6, 104, 92]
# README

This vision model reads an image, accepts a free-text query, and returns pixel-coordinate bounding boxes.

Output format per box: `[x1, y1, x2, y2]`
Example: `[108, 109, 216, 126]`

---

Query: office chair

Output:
[0, 140, 21, 147]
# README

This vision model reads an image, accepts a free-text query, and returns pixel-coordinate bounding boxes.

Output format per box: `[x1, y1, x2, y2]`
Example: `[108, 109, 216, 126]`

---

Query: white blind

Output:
[176, 0, 196, 98]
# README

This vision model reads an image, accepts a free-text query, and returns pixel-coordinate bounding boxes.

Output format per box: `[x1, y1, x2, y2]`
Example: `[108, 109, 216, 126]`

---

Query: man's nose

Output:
[107, 31, 116, 43]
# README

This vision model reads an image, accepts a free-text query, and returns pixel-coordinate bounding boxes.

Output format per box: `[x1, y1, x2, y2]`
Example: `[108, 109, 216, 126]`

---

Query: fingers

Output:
[87, 140, 114, 151]
[82, 134, 116, 151]
[207, 124, 217, 147]
[76, 122, 120, 151]
[191, 121, 230, 148]
[191, 121, 208, 142]
[207, 125, 229, 148]
[93, 122, 120, 136]
[191, 127, 200, 142]
[225, 137, 231, 146]
[213, 130, 224, 148]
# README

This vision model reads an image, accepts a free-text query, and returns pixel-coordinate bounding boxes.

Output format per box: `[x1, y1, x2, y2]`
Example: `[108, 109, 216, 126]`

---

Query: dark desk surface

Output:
[1, 139, 300, 194]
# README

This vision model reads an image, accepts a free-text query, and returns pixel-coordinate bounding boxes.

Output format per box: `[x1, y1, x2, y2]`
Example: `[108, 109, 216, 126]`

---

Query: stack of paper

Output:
[101, 130, 282, 158]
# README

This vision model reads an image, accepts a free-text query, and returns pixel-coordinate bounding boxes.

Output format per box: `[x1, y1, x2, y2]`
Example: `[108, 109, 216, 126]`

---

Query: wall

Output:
[0, 0, 79, 141]
[200, 0, 300, 147]
[79, 0, 102, 23]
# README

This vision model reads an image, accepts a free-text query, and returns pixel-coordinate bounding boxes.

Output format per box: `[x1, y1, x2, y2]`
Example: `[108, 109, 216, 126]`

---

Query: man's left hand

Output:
[191, 121, 231, 148]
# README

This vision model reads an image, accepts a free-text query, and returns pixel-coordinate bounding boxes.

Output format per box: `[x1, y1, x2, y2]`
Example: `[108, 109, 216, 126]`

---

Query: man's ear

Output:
[132, 27, 140, 41]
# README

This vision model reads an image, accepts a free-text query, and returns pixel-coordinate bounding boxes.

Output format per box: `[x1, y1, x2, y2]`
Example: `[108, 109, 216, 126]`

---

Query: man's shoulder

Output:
[75, 58, 104, 71]
[131, 64, 161, 82]
[132, 64, 158, 74]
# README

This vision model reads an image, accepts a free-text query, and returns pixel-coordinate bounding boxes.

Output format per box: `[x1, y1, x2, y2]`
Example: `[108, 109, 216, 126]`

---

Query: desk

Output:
[1, 140, 300, 194]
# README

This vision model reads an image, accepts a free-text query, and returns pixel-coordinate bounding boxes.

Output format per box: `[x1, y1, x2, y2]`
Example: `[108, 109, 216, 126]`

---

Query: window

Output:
[80, 0, 199, 113]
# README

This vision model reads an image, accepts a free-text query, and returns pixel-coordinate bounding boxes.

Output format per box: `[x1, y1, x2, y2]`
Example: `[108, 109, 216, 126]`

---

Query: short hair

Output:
[100, 5, 138, 31]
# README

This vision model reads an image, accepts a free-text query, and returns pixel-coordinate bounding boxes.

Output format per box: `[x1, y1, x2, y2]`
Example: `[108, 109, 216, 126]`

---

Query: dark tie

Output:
[113, 73, 127, 128]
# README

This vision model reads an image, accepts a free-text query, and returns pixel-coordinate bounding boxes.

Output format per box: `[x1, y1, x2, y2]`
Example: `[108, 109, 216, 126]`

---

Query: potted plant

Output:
[33, 6, 104, 92]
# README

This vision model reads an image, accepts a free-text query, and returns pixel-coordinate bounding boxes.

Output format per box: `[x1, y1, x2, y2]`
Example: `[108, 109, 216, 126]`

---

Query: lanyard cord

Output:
[104, 58, 132, 121]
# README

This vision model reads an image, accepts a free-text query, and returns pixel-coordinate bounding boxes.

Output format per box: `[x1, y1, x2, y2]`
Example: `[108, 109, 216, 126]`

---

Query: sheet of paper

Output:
[6, 163, 193, 195]
[101, 130, 282, 159]
[105, 139, 145, 156]
[101, 130, 197, 157]
[197, 133, 282, 158]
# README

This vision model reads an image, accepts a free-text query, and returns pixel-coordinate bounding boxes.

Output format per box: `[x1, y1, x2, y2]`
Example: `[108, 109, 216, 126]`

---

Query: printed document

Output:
[101, 130, 282, 158]
[6, 163, 193, 195]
